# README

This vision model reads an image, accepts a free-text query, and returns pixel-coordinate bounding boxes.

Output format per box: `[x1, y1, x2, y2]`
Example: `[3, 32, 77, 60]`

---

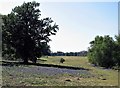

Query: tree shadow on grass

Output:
[1, 60, 90, 71]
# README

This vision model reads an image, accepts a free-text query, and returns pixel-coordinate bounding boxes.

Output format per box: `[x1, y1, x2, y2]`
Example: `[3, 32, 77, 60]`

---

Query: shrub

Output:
[60, 58, 65, 63]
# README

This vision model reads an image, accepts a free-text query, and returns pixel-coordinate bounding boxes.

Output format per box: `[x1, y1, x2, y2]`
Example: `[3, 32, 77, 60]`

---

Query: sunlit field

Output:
[2, 56, 118, 86]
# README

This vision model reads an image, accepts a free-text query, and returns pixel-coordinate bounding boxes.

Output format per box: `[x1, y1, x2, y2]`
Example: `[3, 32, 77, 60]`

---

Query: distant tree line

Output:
[88, 35, 120, 68]
[50, 51, 88, 56]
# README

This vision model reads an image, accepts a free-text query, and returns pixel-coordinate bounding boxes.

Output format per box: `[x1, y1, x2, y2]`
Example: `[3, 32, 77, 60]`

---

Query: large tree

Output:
[2, 1, 59, 64]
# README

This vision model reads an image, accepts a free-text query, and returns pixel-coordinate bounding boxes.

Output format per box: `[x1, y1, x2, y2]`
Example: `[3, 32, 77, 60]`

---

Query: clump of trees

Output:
[88, 35, 120, 68]
[2, 1, 59, 64]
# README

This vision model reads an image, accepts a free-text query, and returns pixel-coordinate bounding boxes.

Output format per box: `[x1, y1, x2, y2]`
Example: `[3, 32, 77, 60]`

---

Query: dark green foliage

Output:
[113, 35, 120, 66]
[2, 1, 59, 63]
[0, 14, 2, 53]
[60, 58, 65, 63]
[88, 35, 116, 68]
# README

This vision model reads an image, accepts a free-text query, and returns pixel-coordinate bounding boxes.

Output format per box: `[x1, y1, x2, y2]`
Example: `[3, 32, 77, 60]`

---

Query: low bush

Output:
[60, 58, 65, 63]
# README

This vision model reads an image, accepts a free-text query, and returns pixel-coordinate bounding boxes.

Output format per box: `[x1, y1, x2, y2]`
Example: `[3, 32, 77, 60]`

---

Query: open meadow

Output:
[1, 1, 119, 88]
[2, 56, 118, 86]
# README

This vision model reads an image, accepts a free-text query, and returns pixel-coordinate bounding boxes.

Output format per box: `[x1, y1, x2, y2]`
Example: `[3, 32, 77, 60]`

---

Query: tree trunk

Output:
[23, 57, 28, 64]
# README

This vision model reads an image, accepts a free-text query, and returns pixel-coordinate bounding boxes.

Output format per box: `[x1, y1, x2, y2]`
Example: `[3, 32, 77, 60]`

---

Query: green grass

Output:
[2, 56, 118, 86]
[38, 56, 118, 86]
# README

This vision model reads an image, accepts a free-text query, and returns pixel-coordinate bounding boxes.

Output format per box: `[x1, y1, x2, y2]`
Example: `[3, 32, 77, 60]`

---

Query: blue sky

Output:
[0, 1, 118, 52]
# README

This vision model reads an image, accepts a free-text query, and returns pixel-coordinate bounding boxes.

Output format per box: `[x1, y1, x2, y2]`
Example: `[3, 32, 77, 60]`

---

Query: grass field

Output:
[2, 56, 118, 86]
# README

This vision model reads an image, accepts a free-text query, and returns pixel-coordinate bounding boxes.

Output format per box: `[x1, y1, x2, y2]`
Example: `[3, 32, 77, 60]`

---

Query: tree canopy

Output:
[88, 35, 120, 68]
[2, 1, 59, 64]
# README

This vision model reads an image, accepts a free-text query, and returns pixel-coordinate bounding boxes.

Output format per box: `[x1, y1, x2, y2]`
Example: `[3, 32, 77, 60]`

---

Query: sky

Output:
[0, 0, 118, 52]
